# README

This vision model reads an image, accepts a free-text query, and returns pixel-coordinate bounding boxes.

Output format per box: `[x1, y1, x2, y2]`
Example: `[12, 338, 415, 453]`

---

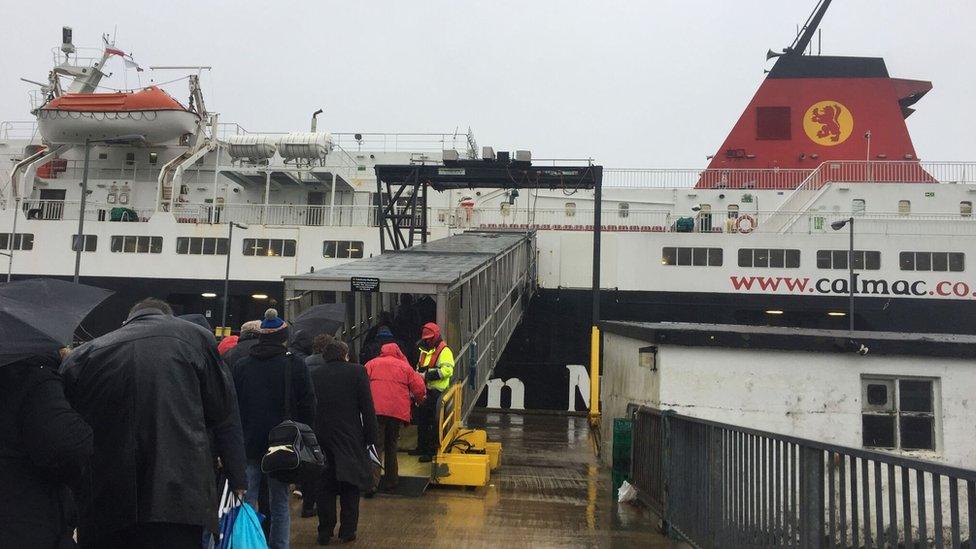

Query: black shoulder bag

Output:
[260, 354, 325, 482]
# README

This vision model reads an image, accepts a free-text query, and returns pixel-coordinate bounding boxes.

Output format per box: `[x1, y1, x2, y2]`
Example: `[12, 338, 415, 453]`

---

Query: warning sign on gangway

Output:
[350, 276, 381, 293]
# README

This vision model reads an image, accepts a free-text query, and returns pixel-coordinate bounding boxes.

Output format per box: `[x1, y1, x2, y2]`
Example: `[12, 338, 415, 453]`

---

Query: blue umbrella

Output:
[0, 278, 112, 366]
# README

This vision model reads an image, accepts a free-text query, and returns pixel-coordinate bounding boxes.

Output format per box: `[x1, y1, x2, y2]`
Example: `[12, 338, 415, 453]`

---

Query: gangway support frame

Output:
[374, 160, 602, 253]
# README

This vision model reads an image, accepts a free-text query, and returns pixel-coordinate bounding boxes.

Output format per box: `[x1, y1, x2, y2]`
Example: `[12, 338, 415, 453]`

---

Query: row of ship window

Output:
[662, 246, 966, 272]
[0, 234, 965, 272]
[0, 234, 363, 259]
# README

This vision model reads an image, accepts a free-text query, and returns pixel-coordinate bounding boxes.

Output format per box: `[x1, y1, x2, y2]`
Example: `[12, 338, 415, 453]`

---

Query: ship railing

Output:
[49, 46, 108, 67]
[0, 121, 40, 141]
[199, 204, 382, 227]
[34, 157, 160, 184]
[467, 208, 976, 236]
[603, 168, 815, 189]
[600, 162, 976, 190]
[813, 160, 976, 186]
[331, 132, 471, 154]
[216, 122, 250, 138]
[17, 199, 153, 222]
[767, 161, 976, 233]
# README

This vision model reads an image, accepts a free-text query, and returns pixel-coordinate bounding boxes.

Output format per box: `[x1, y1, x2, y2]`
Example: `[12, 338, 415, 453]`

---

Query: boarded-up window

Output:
[756, 106, 791, 140]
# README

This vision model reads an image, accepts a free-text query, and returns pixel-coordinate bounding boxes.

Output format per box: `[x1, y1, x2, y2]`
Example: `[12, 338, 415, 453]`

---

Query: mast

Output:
[786, 0, 832, 56]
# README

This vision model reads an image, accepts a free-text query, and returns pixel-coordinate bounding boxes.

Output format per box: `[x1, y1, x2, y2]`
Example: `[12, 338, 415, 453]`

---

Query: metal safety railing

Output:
[17, 199, 152, 222]
[471, 208, 976, 237]
[602, 161, 976, 189]
[632, 407, 976, 548]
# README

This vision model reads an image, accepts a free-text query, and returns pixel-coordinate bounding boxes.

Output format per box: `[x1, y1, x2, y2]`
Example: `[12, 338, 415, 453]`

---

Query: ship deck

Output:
[288, 411, 679, 548]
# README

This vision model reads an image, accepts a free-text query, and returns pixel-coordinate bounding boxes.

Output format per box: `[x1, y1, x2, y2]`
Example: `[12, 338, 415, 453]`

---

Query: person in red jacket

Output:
[364, 342, 426, 492]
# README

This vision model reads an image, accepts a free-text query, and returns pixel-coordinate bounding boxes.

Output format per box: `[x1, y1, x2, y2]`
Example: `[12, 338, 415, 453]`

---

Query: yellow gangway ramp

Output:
[430, 383, 502, 487]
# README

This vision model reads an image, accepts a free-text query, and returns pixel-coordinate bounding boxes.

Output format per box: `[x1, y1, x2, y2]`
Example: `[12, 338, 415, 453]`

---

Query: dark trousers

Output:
[316, 453, 360, 540]
[80, 522, 203, 549]
[415, 388, 442, 455]
[373, 416, 402, 490]
[300, 479, 317, 512]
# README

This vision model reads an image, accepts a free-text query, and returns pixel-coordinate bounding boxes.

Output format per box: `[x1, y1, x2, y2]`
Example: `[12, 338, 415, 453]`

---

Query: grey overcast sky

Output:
[2, 0, 973, 166]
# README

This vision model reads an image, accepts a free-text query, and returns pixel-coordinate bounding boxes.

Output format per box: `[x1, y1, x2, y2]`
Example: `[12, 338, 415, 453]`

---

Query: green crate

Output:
[612, 418, 632, 474]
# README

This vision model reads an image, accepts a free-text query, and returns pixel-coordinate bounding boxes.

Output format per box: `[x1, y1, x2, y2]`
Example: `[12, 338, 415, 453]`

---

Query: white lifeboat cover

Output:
[278, 132, 333, 161]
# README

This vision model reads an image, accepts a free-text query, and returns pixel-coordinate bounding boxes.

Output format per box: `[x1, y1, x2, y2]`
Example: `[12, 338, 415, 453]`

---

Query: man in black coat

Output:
[309, 336, 378, 545]
[232, 308, 315, 549]
[0, 350, 93, 548]
[61, 298, 243, 548]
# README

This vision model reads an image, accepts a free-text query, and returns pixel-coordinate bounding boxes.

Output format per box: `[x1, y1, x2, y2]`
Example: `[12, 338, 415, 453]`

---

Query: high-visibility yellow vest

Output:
[417, 342, 454, 392]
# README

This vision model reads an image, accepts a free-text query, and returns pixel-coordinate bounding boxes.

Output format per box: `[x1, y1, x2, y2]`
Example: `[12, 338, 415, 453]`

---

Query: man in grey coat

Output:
[62, 298, 243, 548]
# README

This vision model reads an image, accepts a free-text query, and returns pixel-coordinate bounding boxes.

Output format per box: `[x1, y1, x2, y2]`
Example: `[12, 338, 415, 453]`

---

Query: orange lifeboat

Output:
[35, 86, 199, 145]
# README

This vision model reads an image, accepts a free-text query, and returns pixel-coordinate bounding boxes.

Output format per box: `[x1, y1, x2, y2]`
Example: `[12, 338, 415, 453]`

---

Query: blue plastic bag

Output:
[214, 504, 240, 549]
[229, 502, 268, 549]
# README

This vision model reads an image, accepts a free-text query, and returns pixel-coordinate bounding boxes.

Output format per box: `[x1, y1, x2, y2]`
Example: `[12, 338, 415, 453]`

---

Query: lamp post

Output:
[73, 134, 146, 283]
[831, 217, 855, 333]
[221, 222, 248, 335]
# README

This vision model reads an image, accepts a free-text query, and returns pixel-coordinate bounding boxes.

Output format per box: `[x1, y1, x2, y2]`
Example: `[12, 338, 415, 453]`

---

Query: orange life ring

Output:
[735, 214, 757, 234]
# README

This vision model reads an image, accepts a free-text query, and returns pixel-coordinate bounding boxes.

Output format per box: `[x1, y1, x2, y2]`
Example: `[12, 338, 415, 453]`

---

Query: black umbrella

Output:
[178, 313, 212, 331]
[291, 303, 345, 338]
[0, 278, 112, 366]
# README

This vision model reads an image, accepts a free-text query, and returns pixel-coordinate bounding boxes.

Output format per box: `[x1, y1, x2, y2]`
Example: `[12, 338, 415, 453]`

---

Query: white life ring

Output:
[735, 214, 757, 234]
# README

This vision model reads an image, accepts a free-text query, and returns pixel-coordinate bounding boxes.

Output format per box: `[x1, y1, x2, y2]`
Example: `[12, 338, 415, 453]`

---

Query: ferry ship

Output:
[2, 4, 973, 409]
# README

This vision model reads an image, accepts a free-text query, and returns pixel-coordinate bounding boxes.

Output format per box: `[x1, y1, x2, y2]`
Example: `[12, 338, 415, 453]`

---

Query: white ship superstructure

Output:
[2, 28, 975, 338]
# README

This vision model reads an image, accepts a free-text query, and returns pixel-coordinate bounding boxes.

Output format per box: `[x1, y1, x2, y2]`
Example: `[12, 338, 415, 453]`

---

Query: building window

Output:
[852, 199, 866, 216]
[737, 248, 800, 268]
[97, 152, 108, 160]
[961, 201, 972, 217]
[861, 377, 937, 451]
[323, 240, 364, 259]
[110, 235, 162, 253]
[756, 106, 791, 140]
[662, 247, 723, 267]
[565, 202, 576, 217]
[148, 152, 159, 165]
[727, 204, 739, 219]
[242, 238, 296, 257]
[899, 251, 964, 272]
[816, 249, 881, 270]
[619, 202, 630, 218]
[71, 234, 97, 252]
[176, 237, 229, 256]
[0, 233, 34, 251]
[898, 200, 911, 215]
[125, 152, 135, 166]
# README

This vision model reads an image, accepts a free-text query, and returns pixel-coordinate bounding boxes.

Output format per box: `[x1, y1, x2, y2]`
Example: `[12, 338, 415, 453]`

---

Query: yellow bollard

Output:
[589, 325, 601, 424]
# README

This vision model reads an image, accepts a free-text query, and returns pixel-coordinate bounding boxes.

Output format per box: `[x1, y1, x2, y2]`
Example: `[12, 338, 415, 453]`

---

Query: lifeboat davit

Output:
[35, 86, 199, 145]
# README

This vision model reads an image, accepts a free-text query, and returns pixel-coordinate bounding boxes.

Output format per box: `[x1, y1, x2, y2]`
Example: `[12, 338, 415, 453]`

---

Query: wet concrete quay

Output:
[289, 412, 679, 548]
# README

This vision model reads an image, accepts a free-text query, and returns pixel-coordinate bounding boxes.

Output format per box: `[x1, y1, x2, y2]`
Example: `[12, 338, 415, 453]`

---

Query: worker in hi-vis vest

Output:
[411, 322, 454, 462]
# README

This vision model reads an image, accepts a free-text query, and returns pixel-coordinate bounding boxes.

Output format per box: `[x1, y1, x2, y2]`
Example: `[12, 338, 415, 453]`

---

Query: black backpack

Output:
[261, 354, 325, 483]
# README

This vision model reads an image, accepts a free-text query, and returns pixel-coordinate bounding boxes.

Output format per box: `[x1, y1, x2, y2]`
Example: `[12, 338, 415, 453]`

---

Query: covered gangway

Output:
[282, 229, 536, 423]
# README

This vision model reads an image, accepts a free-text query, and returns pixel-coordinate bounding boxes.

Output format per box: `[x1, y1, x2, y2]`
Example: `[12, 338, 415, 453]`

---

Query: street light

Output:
[831, 217, 855, 333]
[221, 221, 248, 335]
[73, 134, 146, 283]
